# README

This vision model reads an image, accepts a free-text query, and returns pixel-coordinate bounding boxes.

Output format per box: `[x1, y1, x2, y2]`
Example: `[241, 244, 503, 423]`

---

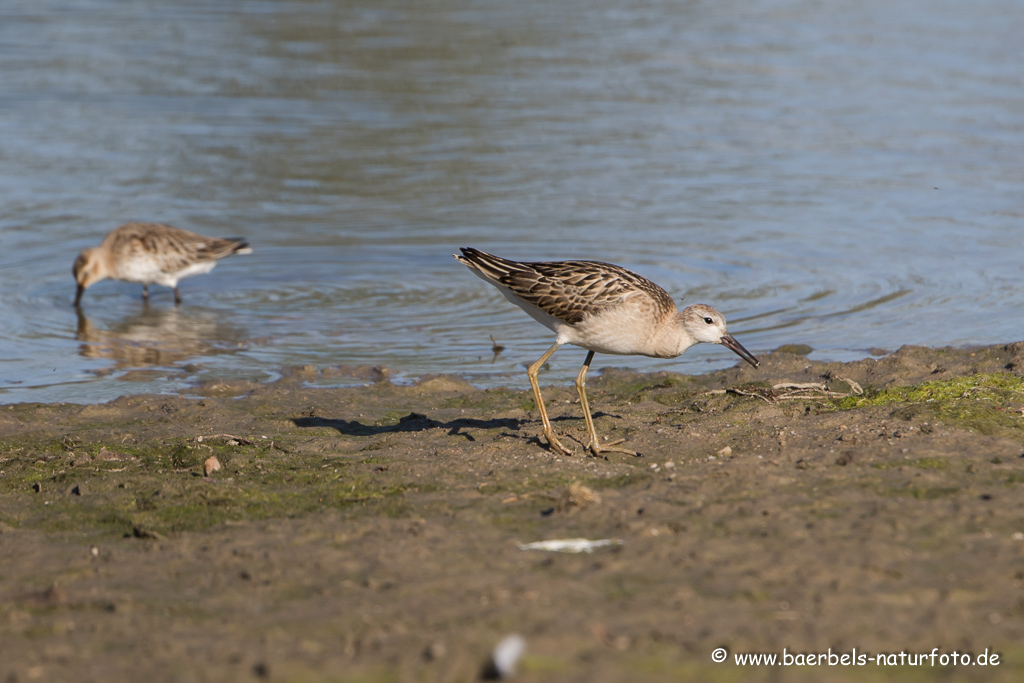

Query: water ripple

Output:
[1, 0, 1022, 402]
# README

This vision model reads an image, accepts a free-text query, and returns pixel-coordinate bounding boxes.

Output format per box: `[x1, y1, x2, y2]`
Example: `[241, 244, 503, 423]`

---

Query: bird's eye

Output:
[703, 317, 714, 325]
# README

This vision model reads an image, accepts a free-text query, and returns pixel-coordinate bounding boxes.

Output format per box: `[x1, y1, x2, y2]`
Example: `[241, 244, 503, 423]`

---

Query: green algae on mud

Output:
[0, 410, 654, 538]
[833, 372, 1024, 437]
[0, 439, 394, 537]
[3, 344, 1024, 681]
[3, 346, 1024, 540]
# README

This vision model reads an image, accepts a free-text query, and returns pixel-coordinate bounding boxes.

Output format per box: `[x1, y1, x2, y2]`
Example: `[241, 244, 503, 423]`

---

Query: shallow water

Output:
[1, 0, 1022, 404]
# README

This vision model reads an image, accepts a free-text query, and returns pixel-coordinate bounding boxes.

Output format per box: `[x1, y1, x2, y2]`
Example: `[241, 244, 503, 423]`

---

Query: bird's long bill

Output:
[74, 284, 85, 307]
[721, 334, 760, 368]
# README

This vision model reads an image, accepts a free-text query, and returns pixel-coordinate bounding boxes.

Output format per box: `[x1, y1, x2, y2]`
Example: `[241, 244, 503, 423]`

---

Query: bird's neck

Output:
[101, 249, 117, 276]
[645, 312, 697, 359]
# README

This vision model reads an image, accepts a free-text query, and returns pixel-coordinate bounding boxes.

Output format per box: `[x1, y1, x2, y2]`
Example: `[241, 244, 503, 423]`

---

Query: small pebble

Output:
[717, 446, 733, 457]
[482, 634, 526, 679]
[204, 456, 222, 476]
[423, 641, 446, 662]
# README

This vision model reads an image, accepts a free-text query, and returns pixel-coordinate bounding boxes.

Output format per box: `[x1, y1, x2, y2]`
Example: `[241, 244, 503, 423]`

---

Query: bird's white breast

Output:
[561, 304, 681, 357]
[114, 256, 216, 287]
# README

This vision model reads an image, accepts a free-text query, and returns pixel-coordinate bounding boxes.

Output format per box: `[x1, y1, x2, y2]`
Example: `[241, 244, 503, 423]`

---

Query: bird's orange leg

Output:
[527, 342, 573, 455]
[575, 351, 637, 457]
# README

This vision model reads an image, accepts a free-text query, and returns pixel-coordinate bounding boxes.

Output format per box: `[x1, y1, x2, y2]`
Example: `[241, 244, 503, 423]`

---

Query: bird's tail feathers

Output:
[453, 247, 523, 281]
[204, 238, 252, 259]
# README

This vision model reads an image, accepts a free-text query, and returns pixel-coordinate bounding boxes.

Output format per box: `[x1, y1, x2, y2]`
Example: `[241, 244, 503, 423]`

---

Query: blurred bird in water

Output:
[73, 222, 251, 306]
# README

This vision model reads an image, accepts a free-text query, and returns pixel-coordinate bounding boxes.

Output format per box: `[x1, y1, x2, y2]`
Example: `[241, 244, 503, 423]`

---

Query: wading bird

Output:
[73, 222, 251, 306]
[455, 247, 759, 456]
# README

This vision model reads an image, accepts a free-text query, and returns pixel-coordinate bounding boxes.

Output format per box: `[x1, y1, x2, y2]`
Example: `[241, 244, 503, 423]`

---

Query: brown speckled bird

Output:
[73, 222, 251, 306]
[455, 247, 759, 457]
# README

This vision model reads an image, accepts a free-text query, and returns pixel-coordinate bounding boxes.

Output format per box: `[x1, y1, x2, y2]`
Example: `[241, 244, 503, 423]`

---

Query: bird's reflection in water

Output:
[76, 305, 248, 369]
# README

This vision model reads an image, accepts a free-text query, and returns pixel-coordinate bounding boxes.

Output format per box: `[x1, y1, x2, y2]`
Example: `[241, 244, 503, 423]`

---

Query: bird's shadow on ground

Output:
[292, 412, 525, 442]
[292, 410, 624, 447]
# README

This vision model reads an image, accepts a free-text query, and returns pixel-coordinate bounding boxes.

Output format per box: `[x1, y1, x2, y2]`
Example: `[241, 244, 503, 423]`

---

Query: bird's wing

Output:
[457, 247, 675, 325]
[110, 223, 248, 272]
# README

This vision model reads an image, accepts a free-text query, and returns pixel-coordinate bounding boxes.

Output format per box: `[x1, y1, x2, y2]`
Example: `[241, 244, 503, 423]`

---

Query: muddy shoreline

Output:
[2, 343, 1024, 681]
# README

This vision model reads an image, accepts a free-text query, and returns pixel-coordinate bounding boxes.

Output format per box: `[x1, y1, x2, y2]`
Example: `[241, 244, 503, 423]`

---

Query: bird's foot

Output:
[543, 431, 575, 456]
[587, 438, 640, 458]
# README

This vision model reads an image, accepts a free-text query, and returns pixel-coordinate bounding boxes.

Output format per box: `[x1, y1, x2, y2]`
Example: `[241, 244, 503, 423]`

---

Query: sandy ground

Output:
[2, 343, 1024, 682]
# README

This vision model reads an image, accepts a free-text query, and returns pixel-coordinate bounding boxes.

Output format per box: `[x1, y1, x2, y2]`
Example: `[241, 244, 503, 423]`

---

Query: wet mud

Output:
[3, 343, 1024, 681]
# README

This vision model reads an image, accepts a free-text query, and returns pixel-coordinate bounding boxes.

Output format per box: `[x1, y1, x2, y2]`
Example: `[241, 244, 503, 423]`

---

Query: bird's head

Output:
[72, 248, 106, 305]
[681, 304, 759, 367]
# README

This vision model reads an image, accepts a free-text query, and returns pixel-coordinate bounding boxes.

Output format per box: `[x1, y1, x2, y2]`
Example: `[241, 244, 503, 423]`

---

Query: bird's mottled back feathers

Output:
[456, 247, 676, 325]
[106, 222, 249, 274]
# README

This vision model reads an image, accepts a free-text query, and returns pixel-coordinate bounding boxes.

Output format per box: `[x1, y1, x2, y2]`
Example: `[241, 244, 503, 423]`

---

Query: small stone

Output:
[835, 452, 855, 466]
[481, 634, 526, 680]
[557, 482, 600, 511]
[96, 447, 129, 461]
[717, 446, 732, 457]
[204, 456, 222, 476]
[132, 526, 166, 540]
[423, 640, 446, 661]
[612, 634, 632, 651]
[41, 584, 67, 605]
[775, 343, 813, 356]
